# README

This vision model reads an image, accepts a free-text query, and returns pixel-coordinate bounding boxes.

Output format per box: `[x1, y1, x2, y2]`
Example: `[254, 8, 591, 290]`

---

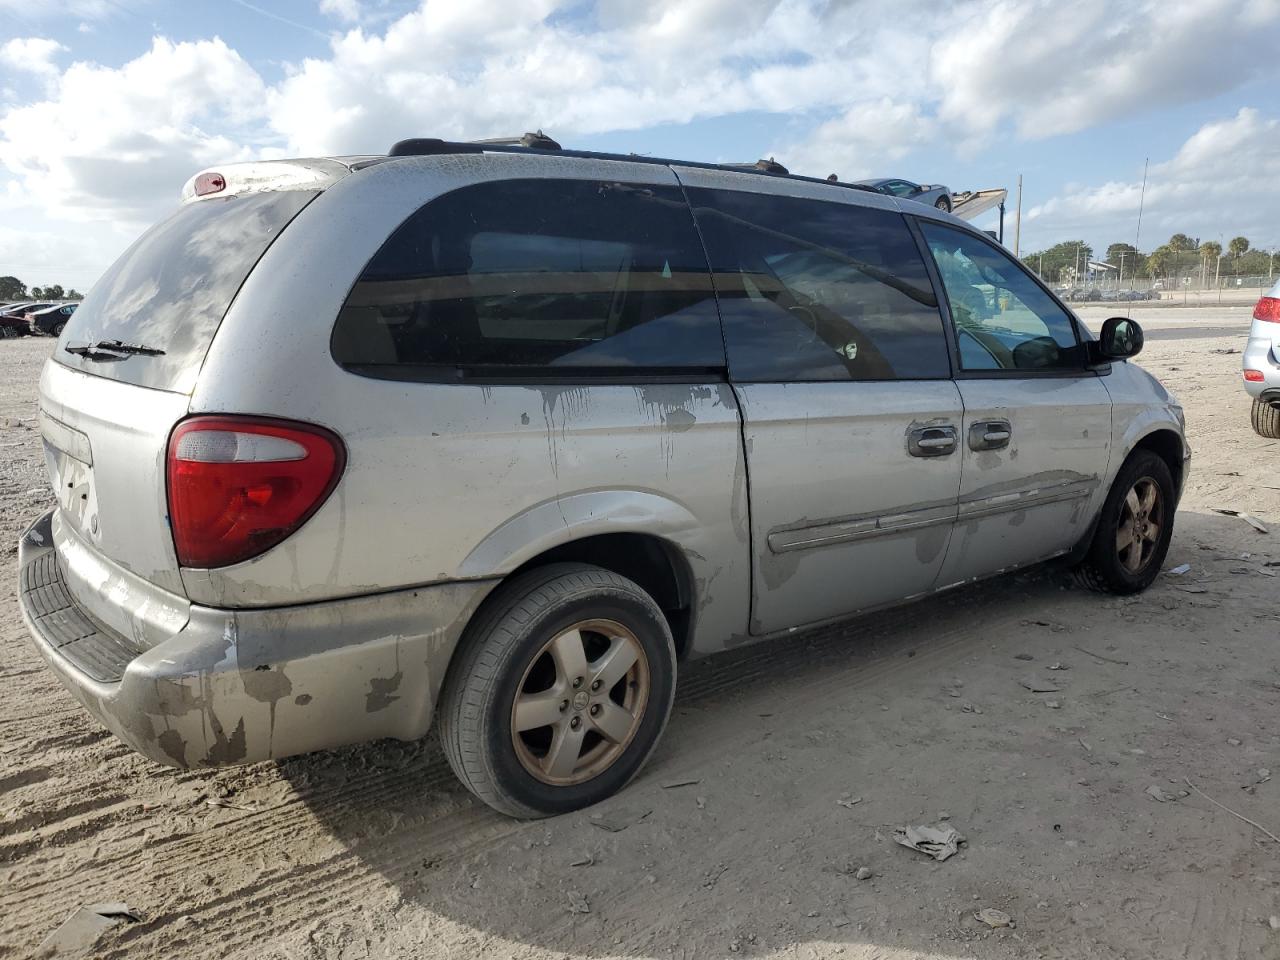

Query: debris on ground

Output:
[974, 907, 1012, 928]
[566, 890, 590, 914]
[660, 778, 701, 789]
[1146, 785, 1188, 802]
[1048, 661, 1069, 670]
[588, 805, 651, 832]
[1167, 563, 1191, 575]
[36, 903, 141, 957]
[836, 794, 863, 809]
[1014, 653, 1034, 661]
[892, 823, 964, 861]
[854, 866, 873, 880]
[1019, 677, 1062, 693]
[569, 855, 594, 867]
[1269, 915, 1280, 932]
[1228, 738, 1243, 746]
[1213, 508, 1270, 534]
[1072, 645, 1130, 666]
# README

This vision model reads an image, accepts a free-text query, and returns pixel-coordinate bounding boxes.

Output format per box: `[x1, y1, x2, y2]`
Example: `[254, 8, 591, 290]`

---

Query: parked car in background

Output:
[0, 301, 36, 337]
[1243, 278, 1280, 437]
[29, 302, 77, 337]
[854, 178, 953, 211]
[0, 301, 57, 338]
[18, 140, 1186, 818]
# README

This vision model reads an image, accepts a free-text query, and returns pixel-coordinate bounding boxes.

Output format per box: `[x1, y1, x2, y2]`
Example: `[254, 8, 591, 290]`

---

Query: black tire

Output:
[1251, 398, 1280, 439]
[935, 196, 952, 212]
[1075, 449, 1175, 594]
[51, 321, 66, 337]
[438, 563, 677, 818]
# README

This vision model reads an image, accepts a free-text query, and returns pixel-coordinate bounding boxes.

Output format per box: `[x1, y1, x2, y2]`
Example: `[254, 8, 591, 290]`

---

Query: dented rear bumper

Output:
[18, 509, 496, 768]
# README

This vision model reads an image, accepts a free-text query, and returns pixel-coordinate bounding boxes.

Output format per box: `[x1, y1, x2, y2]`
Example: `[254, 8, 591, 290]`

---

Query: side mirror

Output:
[1096, 316, 1144, 360]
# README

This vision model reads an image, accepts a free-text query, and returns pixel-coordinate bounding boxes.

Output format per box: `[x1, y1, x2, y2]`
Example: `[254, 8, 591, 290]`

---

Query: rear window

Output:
[331, 178, 724, 379]
[57, 190, 317, 393]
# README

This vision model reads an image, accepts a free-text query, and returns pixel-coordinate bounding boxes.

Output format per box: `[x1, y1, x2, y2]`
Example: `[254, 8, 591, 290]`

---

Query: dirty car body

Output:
[18, 142, 1188, 816]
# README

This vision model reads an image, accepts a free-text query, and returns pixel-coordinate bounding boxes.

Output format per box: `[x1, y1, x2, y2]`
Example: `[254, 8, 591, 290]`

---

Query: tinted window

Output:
[56, 191, 317, 392]
[332, 179, 723, 377]
[685, 188, 949, 381]
[920, 222, 1082, 372]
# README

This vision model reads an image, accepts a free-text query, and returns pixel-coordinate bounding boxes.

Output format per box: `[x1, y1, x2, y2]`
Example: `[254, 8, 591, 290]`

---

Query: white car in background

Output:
[1243, 278, 1280, 437]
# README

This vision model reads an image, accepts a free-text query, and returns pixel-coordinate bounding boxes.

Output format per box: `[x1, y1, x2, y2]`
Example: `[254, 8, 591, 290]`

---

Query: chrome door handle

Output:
[969, 420, 1012, 451]
[907, 426, 957, 457]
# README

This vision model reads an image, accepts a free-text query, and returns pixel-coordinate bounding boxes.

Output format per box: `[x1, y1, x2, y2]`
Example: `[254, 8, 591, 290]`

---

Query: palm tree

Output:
[1200, 241, 1222, 287]
[1228, 237, 1250, 274]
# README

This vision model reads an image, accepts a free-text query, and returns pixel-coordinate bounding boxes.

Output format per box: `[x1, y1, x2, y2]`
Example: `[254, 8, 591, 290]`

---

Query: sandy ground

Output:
[2, 303, 1278, 960]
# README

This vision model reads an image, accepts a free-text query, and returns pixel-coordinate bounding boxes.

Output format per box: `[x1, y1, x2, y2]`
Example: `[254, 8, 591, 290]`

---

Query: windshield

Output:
[57, 190, 317, 393]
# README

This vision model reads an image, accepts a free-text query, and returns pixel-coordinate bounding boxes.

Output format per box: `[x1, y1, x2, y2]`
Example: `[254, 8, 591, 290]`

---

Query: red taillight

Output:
[194, 172, 227, 196]
[166, 416, 345, 568]
[1245, 369, 1265, 382]
[1254, 296, 1280, 323]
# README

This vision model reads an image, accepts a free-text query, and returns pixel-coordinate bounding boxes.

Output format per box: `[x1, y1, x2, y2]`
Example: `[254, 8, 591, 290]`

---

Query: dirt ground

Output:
[2, 303, 1278, 960]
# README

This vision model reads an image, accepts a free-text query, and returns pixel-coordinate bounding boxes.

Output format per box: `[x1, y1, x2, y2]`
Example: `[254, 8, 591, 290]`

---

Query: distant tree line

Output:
[1022, 234, 1278, 285]
[0, 276, 84, 301]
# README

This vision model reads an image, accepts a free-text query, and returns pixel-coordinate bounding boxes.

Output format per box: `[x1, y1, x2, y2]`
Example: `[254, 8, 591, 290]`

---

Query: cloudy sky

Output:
[1, 0, 1278, 291]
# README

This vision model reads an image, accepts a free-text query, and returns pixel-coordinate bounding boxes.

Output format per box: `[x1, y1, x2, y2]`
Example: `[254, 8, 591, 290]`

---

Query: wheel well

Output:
[509, 533, 695, 658]
[1132, 429, 1184, 492]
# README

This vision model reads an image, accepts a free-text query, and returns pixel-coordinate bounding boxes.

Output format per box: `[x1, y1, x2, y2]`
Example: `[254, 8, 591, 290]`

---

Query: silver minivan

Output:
[18, 138, 1188, 817]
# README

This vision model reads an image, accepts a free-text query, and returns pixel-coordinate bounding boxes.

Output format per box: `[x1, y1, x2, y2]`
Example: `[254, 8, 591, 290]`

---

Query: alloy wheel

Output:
[510, 619, 651, 786]
[1116, 477, 1162, 574]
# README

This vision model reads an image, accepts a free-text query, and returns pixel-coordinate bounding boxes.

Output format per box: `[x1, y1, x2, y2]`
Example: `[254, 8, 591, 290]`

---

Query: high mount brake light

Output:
[194, 172, 227, 197]
[166, 416, 345, 568]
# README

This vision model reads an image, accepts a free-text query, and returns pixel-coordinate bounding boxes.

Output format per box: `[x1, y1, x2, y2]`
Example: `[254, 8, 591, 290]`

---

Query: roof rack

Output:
[384, 132, 879, 196]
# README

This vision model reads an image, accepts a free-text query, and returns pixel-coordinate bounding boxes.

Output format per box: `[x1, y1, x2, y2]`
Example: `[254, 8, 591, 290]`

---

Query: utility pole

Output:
[1013, 174, 1022, 257]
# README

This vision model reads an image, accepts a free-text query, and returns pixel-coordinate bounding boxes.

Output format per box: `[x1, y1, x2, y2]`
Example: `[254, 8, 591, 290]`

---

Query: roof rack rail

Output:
[389, 131, 560, 157]
[724, 157, 789, 175]
[384, 133, 881, 197]
[473, 130, 562, 151]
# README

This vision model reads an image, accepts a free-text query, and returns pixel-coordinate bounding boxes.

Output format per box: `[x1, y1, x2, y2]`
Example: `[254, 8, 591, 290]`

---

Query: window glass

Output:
[332, 179, 724, 376]
[685, 187, 950, 381]
[920, 222, 1082, 372]
[886, 181, 917, 197]
[56, 191, 318, 393]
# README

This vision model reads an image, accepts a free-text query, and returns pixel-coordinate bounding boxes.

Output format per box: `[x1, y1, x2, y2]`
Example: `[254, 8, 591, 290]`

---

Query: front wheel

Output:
[935, 196, 952, 212]
[1075, 450, 1175, 593]
[438, 563, 677, 818]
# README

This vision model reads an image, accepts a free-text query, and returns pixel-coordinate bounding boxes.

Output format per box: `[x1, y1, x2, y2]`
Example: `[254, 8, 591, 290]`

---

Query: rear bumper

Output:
[1243, 335, 1280, 399]
[18, 509, 496, 768]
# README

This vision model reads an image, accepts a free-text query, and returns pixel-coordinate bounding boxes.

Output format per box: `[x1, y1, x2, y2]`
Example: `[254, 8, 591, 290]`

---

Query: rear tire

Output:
[1251, 398, 1280, 438]
[1075, 449, 1174, 594]
[438, 563, 677, 818]
[935, 196, 952, 212]
[51, 321, 66, 337]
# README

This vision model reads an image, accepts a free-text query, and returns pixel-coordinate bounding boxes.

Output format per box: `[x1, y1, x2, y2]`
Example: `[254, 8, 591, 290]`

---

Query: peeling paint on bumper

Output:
[18, 509, 496, 769]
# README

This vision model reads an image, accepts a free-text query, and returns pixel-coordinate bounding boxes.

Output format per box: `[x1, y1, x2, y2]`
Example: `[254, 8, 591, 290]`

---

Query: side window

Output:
[332, 179, 723, 376]
[885, 181, 917, 198]
[920, 222, 1083, 372]
[685, 187, 950, 382]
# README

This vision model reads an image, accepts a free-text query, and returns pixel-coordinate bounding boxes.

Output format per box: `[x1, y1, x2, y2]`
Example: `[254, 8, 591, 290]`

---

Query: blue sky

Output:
[1, 0, 1278, 290]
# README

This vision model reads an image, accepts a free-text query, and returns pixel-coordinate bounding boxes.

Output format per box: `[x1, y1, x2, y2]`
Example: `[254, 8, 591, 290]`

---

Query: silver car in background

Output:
[18, 137, 1187, 818]
[1243, 278, 1280, 437]
[855, 177, 953, 212]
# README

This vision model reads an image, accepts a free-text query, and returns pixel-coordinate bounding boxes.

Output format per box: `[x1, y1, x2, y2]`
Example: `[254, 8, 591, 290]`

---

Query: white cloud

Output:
[931, 0, 1280, 140]
[0, 37, 268, 223]
[1024, 108, 1280, 252]
[0, 37, 67, 78]
[780, 98, 938, 181]
[319, 0, 362, 22]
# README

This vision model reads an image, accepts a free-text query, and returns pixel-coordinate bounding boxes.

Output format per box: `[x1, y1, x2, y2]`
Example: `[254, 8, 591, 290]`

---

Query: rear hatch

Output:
[39, 161, 342, 642]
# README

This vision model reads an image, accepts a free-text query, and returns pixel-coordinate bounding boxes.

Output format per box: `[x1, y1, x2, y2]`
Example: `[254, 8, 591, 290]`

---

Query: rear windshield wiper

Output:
[66, 338, 166, 360]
